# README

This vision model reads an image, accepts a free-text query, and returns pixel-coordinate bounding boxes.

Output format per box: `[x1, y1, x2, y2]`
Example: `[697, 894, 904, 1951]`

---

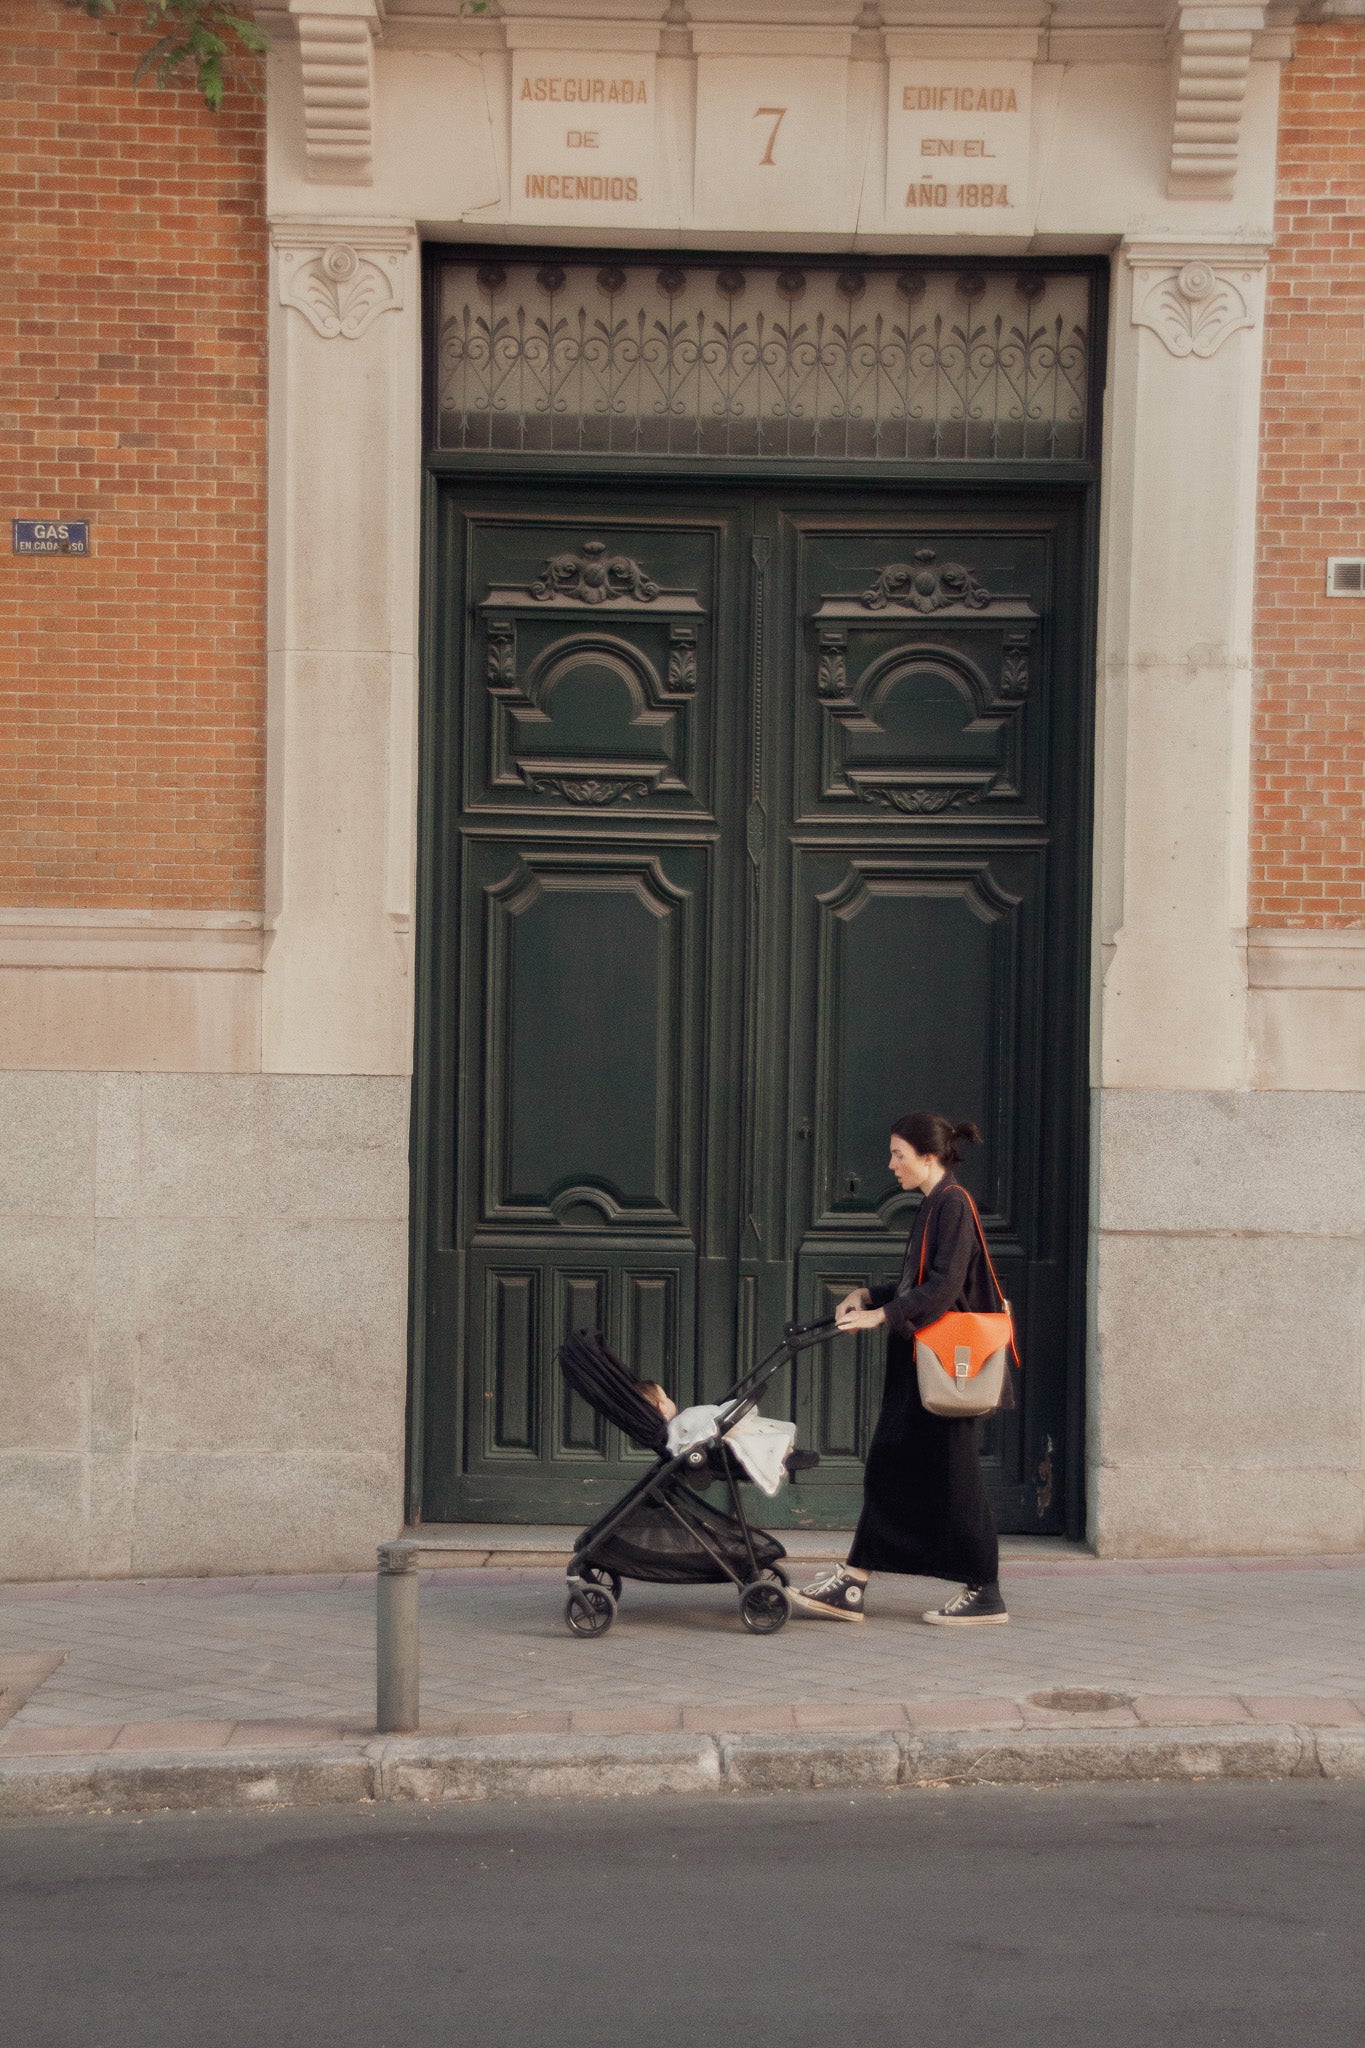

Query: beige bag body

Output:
[915, 1330, 1012, 1418]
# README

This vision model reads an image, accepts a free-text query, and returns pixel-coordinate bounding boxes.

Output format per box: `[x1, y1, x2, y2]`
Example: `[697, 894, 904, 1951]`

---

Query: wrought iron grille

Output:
[432, 257, 1092, 462]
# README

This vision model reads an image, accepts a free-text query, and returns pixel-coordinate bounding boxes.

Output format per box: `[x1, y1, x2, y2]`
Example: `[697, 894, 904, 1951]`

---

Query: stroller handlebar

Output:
[719, 1316, 846, 1411]
[785, 1318, 839, 1351]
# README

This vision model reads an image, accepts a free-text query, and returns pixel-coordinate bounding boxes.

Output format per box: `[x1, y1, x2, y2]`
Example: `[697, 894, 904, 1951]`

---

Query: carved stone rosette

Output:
[272, 219, 413, 340]
[1127, 248, 1267, 361]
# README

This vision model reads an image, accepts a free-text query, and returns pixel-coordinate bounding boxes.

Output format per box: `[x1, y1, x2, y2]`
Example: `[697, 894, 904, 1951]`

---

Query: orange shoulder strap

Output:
[916, 1185, 1019, 1365]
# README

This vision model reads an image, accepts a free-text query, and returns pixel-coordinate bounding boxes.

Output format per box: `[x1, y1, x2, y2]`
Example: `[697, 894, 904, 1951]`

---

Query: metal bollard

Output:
[376, 1545, 420, 1733]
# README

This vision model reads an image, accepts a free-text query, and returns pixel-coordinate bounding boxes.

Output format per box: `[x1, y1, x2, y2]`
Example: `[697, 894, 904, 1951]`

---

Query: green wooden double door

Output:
[417, 477, 1092, 1533]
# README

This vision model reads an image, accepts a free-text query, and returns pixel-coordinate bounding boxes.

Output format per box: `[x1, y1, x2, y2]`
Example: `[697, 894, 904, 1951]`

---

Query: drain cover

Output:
[1027, 1688, 1133, 1714]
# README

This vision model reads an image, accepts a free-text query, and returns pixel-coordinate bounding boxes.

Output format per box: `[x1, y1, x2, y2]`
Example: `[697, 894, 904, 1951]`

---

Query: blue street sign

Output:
[12, 520, 90, 555]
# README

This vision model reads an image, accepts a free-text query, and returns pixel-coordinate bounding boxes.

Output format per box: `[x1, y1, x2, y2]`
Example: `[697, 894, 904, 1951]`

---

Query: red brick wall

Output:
[1252, 23, 1365, 929]
[0, 0, 265, 909]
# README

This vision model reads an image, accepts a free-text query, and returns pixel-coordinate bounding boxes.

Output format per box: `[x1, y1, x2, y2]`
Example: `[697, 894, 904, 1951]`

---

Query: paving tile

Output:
[1228, 1558, 1325, 1573]
[112, 1720, 235, 1750]
[1133, 1560, 1230, 1575]
[0, 1723, 123, 1754]
[1046, 1560, 1148, 1577]
[72, 1580, 169, 1600]
[256, 1575, 348, 1594]
[905, 1697, 1025, 1731]
[791, 1701, 909, 1730]
[1131, 1694, 1253, 1725]
[569, 1707, 684, 1735]
[228, 1719, 370, 1747]
[176, 1578, 260, 1598]
[1239, 1695, 1365, 1725]
[0, 1653, 65, 1679]
[451, 1711, 573, 1737]
[680, 1704, 797, 1733]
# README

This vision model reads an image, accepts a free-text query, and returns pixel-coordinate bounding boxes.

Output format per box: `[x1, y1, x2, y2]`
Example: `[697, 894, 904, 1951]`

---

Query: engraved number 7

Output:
[755, 106, 787, 167]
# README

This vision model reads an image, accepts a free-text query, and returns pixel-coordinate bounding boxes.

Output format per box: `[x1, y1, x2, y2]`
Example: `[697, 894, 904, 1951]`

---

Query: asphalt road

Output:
[3, 1783, 1362, 2048]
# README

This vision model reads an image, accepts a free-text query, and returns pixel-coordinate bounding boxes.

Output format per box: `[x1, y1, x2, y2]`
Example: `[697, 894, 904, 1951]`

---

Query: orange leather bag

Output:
[913, 1188, 1018, 1418]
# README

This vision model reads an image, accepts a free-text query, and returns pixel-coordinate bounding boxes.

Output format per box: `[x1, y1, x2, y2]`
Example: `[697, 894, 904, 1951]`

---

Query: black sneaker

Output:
[789, 1566, 868, 1622]
[922, 1582, 1009, 1626]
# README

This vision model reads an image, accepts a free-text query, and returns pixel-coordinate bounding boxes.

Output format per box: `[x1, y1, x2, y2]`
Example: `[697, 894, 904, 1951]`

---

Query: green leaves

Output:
[81, 0, 269, 110]
[82, 0, 486, 110]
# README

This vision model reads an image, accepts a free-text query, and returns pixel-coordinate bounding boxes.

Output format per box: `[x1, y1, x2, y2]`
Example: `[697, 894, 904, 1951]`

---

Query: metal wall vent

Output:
[1326, 556, 1365, 597]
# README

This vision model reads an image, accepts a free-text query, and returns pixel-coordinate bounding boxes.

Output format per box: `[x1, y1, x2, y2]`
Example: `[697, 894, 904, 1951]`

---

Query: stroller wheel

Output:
[739, 1579, 792, 1635]
[758, 1564, 790, 1588]
[580, 1565, 623, 1603]
[565, 1584, 616, 1638]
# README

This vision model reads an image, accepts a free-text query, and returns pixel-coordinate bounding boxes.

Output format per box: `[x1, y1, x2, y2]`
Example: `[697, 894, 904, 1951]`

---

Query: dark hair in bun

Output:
[889, 1111, 982, 1166]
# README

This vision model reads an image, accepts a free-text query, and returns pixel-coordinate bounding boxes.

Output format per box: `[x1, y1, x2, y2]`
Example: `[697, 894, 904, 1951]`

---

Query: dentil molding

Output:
[1126, 245, 1268, 359]
[272, 217, 414, 339]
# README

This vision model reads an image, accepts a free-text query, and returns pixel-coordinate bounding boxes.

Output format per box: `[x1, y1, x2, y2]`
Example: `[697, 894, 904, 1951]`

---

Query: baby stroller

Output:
[556, 1317, 834, 1637]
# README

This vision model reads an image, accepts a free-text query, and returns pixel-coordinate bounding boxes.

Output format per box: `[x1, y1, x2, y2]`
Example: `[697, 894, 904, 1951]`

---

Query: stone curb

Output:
[373, 1732, 721, 1804]
[3, 1725, 1363, 1821]
[720, 1729, 903, 1791]
[0, 1747, 374, 1821]
[898, 1726, 1315, 1786]
[1315, 1729, 1365, 1781]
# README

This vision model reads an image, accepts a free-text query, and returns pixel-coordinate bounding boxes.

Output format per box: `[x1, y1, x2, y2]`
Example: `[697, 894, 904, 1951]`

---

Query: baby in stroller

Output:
[637, 1378, 817, 1487]
[557, 1321, 831, 1637]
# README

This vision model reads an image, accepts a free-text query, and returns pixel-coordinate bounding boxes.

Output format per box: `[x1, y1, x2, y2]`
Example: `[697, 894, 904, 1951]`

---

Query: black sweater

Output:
[867, 1173, 999, 1341]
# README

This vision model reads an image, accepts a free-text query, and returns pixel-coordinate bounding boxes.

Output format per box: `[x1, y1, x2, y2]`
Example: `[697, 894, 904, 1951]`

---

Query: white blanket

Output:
[666, 1405, 798, 1499]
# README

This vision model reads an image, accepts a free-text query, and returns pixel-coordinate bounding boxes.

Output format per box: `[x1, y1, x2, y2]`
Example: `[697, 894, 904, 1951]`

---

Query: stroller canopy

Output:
[557, 1330, 669, 1454]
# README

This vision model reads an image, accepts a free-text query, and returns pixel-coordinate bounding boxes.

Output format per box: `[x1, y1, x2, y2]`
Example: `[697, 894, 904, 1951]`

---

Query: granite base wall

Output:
[4, 1075, 1363, 1577]
[1092, 1089, 1365, 1556]
[0, 1073, 410, 1579]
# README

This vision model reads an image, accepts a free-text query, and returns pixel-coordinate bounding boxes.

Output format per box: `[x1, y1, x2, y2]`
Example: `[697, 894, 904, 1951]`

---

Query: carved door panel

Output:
[758, 501, 1087, 1532]
[422, 494, 752, 1520]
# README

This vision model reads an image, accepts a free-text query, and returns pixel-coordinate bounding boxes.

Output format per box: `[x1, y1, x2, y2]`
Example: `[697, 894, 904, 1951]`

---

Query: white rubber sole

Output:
[921, 1608, 1010, 1626]
[788, 1590, 866, 1623]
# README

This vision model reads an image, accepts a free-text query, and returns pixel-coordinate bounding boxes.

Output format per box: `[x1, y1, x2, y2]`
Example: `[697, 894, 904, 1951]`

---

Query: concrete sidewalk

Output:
[2, 1545, 1363, 1815]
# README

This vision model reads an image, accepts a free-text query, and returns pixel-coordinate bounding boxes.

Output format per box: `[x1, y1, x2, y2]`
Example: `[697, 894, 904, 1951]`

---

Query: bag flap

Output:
[916, 1311, 1013, 1380]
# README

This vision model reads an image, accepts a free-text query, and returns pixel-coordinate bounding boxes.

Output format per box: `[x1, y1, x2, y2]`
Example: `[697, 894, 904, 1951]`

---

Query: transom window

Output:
[430, 254, 1096, 464]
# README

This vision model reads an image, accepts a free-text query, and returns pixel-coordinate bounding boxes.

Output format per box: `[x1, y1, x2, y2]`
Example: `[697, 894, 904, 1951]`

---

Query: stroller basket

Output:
[554, 1319, 834, 1639]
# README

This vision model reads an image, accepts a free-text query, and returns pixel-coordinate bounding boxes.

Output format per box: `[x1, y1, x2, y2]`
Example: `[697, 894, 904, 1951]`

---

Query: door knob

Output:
[797, 1120, 813, 1141]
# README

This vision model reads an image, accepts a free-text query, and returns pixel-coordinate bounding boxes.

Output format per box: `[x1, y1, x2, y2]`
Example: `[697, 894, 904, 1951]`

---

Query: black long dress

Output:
[847, 1172, 1005, 1587]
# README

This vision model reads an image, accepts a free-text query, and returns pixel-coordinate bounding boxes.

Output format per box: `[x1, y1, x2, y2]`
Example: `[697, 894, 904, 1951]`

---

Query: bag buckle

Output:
[953, 1345, 971, 1385]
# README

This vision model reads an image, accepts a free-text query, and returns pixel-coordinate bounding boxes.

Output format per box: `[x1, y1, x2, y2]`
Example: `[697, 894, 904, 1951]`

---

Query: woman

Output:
[790, 1111, 1011, 1627]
